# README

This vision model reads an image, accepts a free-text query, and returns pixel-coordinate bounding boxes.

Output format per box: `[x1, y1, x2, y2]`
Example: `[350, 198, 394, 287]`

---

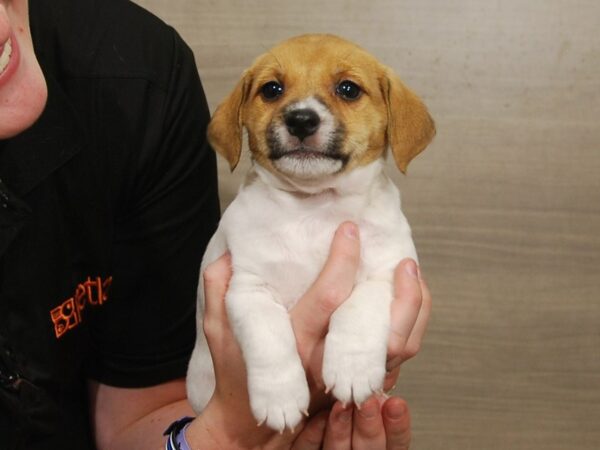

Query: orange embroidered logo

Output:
[50, 276, 113, 339]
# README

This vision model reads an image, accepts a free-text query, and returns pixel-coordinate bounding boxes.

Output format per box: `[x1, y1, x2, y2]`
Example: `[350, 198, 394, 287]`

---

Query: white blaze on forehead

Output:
[0, 39, 12, 74]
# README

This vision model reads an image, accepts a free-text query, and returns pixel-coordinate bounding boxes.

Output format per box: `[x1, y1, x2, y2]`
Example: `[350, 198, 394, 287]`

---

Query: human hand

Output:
[186, 252, 332, 449]
[291, 222, 432, 411]
[187, 222, 431, 448]
[188, 252, 279, 448]
[383, 253, 432, 392]
[280, 395, 412, 450]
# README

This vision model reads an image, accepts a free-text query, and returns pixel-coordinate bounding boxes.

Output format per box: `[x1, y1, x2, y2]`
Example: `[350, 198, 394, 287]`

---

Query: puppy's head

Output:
[208, 34, 435, 180]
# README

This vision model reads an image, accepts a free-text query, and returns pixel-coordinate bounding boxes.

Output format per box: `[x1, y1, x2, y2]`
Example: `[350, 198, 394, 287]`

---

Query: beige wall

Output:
[136, 1, 600, 448]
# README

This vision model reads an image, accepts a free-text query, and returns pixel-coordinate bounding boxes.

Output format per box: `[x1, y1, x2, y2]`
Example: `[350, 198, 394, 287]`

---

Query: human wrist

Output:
[184, 397, 297, 450]
[183, 398, 248, 450]
[182, 406, 225, 450]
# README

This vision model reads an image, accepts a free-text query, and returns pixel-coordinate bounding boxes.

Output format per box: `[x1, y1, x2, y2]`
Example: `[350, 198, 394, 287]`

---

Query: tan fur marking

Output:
[207, 34, 435, 176]
[384, 69, 436, 173]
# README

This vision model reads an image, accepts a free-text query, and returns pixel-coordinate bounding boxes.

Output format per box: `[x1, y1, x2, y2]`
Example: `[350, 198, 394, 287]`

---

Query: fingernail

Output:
[386, 400, 406, 420]
[358, 398, 378, 418]
[338, 407, 352, 423]
[343, 222, 359, 240]
[405, 259, 418, 279]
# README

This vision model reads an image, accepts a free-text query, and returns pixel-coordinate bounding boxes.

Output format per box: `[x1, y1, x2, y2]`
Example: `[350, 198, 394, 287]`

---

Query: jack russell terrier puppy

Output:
[186, 33, 435, 432]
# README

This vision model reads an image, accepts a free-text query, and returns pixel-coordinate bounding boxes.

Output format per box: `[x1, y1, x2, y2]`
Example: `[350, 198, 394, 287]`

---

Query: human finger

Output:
[322, 401, 353, 450]
[382, 396, 411, 450]
[398, 275, 432, 364]
[383, 366, 400, 392]
[351, 396, 386, 449]
[386, 259, 423, 369]
[201, 253, 245, 388]
[387, 273, 432, 371]
[291, 221, 360, 344]
[291, 411, 328, 450]
[202, 253, 233, 341]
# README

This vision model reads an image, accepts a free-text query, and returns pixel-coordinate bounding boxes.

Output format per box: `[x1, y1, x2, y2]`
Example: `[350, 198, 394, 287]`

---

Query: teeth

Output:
[0, 39, 12, 75]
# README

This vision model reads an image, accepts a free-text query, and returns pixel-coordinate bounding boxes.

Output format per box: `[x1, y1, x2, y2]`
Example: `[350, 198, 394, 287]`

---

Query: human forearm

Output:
[98, 399, 193, 450]
[89, 379, 195, 450]
[92, 225, 430, 450]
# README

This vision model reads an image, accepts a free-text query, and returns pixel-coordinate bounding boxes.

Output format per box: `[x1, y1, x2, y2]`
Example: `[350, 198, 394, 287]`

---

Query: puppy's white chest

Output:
[189, 161, 418, 432]
[224, 191, 350, 309]
[218, 162, 416, 310]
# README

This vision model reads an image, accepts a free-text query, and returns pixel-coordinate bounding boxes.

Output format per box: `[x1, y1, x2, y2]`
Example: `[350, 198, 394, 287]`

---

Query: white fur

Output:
[272, 97, 342, 179]
[186, 157, 417, 431]
[272, 153, 343, 179]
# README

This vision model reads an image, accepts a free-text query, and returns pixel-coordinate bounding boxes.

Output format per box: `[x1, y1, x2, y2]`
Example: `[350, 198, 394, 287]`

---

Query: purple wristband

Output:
[164, 416, 194, 450]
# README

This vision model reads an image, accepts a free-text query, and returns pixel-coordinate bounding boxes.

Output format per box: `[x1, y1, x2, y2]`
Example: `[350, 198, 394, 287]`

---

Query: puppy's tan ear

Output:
[383, 69, 435, 173]
[207, 73, 251, 171]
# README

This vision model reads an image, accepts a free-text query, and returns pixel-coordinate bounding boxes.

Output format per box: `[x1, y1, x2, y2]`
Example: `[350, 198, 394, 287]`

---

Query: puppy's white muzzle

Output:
[269, 97, 345, 179]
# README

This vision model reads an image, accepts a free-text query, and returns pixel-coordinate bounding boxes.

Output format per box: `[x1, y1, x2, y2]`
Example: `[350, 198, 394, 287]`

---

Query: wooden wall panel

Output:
[136, 1, 600, 448]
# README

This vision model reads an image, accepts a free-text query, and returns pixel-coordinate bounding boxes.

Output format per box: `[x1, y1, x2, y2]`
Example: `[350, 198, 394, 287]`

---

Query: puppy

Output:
[186, 34, 435, 432]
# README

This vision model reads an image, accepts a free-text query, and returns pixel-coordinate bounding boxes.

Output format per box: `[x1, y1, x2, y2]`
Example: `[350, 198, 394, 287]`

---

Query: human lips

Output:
[0, 38, 12, 74]
[0, 31, 19, 87]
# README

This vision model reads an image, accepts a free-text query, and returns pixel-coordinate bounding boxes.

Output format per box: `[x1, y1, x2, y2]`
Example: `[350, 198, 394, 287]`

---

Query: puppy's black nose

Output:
[284, 108, 321, 141]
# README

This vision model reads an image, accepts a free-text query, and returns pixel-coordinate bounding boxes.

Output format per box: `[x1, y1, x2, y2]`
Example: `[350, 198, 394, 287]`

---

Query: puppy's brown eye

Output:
[336, 80, 362, 100]
[261, 81, 284, 101]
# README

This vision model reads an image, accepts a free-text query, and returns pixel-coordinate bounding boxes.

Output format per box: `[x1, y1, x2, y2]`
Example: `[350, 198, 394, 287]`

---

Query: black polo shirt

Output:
[0, 0, 220, 448]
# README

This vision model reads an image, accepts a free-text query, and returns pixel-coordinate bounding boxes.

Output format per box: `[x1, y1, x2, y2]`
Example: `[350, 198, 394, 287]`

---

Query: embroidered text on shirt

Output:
[50, 276, 113, 339]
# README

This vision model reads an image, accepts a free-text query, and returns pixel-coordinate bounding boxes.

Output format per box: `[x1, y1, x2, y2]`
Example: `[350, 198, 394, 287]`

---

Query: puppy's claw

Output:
[302, 409, 309, 417]
[257, 419, 265, 428]
[325, 385, 332, 394]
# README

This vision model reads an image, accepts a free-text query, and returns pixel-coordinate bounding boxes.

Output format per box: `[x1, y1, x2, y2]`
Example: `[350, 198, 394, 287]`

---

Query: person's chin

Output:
[0, 62, 47, 139]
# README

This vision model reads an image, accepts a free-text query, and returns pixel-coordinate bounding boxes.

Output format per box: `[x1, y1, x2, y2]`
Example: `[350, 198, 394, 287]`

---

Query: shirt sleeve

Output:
[86, 28, 220, 387]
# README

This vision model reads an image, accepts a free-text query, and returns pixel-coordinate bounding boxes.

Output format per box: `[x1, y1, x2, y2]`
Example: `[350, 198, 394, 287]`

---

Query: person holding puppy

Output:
[0, 0, 431, 448]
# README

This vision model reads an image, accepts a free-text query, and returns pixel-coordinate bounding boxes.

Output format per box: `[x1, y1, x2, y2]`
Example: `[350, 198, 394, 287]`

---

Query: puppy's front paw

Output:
[322, 329, 387, 406]
[248, 359, 310, 432]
